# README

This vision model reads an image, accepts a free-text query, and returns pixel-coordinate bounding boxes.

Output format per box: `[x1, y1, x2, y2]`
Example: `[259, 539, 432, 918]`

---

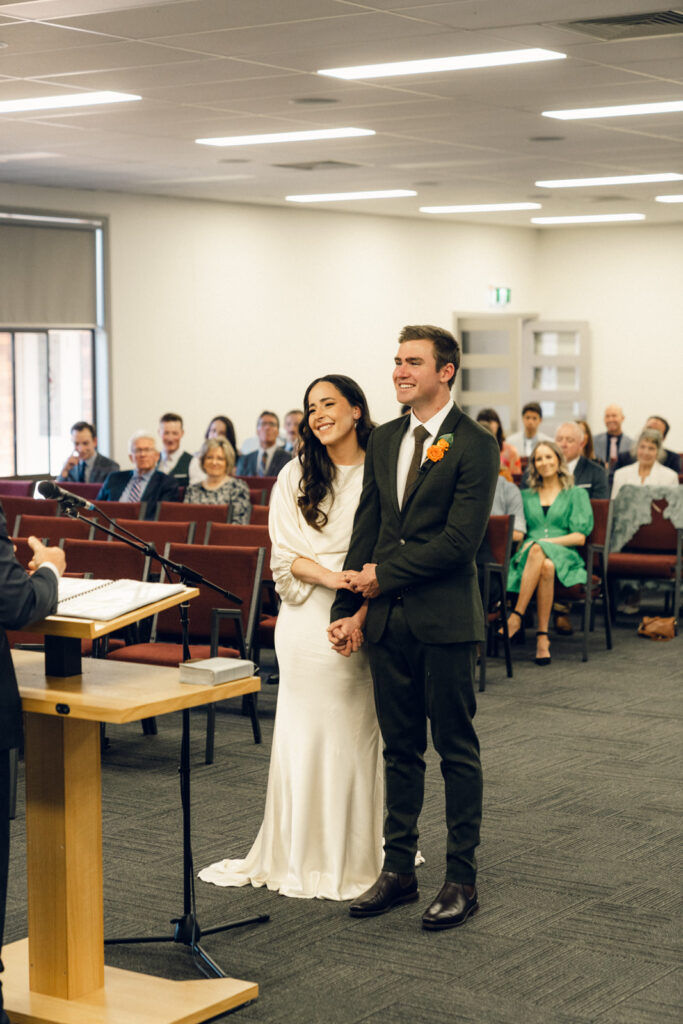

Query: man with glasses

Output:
[97, 431, 179, 518]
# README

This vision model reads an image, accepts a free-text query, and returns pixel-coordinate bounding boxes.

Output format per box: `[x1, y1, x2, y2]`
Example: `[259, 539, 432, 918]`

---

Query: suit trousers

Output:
[368, 601, 482, 884]
[0, 748, 9, 1015]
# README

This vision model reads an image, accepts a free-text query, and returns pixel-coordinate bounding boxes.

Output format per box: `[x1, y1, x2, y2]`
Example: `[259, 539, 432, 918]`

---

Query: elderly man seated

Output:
[97, 430, 179, 518]
[615, 416, 681, 475]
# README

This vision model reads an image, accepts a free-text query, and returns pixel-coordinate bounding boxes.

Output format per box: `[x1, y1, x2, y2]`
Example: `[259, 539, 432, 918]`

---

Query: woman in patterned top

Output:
[184, 437, 251, 523]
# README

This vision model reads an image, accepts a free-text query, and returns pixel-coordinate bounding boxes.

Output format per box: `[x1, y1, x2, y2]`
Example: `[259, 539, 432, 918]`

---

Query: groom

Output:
[329, 325, 498, 930]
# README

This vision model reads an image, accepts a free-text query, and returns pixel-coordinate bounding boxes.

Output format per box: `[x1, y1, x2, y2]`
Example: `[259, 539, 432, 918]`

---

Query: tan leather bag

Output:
[637, 616, 677, 641]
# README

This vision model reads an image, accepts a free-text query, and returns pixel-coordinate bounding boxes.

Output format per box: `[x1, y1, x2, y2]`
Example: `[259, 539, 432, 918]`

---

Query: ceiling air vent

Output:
[562, 9, 683, 40]
[272, 160, 362, 171]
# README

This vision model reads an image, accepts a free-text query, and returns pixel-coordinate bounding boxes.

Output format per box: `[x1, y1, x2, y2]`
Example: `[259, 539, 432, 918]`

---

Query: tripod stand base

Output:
[4, 938, 258, 1024]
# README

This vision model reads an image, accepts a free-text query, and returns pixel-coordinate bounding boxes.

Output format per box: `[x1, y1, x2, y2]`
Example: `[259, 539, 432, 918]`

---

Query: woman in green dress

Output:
[505, 441, 593, 665]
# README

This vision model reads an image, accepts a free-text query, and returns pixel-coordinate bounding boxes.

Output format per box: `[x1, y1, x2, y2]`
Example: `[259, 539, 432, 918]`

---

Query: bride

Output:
[199, 375, 382, 900]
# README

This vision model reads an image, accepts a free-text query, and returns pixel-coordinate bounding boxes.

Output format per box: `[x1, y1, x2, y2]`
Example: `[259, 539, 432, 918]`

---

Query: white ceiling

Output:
[0, 0, 682, 226]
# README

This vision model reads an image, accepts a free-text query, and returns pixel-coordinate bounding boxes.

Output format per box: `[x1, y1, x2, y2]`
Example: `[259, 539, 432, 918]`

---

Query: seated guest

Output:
[188, 415, 238, 486]
[57, 420, 119, 483]
[477, 408, 521, 479]
[615, 416, 681, 474]
[184, 438, 251, 523]
[502, 441, 593, 666]
[576, 419, 597, 462]
[593, 404, 633, 474]
[157, 412, 192, 486]
[611, 428, 679, 498]
[97, 431, 179, 518]
[555, 422, 609, 499]
[506, 402, 552, 458]
[236, 411, 291, 477]
[283, 409, 304, 453]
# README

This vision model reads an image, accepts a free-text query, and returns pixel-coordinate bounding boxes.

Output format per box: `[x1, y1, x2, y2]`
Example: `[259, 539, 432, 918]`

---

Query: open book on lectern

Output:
[54, 577, 188, 621]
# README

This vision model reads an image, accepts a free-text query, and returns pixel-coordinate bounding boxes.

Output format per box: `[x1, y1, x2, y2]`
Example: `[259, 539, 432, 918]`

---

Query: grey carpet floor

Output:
[6, 611, 682, 1024]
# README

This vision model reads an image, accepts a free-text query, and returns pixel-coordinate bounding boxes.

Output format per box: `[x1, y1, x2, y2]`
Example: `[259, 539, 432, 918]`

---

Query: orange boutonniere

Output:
[426, 434, 452, 462]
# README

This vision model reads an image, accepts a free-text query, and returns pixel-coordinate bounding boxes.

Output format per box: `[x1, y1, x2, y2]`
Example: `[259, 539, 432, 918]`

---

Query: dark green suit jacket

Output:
[332, 404, 499, 645]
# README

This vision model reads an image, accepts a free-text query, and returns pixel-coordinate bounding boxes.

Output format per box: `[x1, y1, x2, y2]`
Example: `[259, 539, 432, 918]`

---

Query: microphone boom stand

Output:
[59, 498, 269, 978]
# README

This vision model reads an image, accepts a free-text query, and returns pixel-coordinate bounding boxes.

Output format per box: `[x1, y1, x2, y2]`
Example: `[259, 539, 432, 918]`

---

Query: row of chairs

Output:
[2, 496, 271, 539]
[479, 497, 681, 691]
[0, 474, 279, 506]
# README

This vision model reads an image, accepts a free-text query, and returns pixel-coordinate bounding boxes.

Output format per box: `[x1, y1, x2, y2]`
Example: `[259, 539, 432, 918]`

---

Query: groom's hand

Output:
[350, 563, 379, 599]
[327, 617, 361, 658]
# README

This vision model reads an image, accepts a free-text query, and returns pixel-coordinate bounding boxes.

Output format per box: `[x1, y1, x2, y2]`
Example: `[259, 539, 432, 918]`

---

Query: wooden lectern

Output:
[5, 590, 261, 1024]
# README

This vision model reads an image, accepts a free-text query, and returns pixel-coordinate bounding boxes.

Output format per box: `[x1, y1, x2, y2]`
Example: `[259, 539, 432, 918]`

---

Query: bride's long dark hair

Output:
[297, 374, 373, 531]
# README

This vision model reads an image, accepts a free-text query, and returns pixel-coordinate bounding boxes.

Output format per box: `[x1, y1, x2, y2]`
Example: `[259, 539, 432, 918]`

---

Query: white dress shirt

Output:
[157, 448, 182, 474]
[396, 400, 454, 508]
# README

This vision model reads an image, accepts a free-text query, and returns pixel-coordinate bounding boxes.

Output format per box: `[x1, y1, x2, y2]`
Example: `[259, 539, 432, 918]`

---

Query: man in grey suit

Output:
[0, 510, 64, 1024]
[236, 411, 291, 477]
[329, 325, 498, 931]
[57, 421, 119, 484]
[593, 405, 633, 474]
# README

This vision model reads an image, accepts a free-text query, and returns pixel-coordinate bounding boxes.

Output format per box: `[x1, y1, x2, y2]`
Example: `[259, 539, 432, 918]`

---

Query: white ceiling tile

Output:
[0, 38, 205, 77]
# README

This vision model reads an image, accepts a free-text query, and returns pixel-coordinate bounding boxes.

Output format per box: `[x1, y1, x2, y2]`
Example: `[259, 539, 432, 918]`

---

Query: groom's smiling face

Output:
[393, 338, 451, 413]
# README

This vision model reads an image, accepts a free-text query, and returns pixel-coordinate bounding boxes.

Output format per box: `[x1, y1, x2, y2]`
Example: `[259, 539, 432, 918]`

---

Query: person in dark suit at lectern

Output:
[329, 325, 498, 931]
[0, 507, 65, 1024]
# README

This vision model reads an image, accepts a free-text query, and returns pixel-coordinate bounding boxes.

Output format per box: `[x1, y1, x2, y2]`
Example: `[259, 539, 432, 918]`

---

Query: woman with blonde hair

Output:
[184, 436, 251, 523]
[503, 441, 593, 665]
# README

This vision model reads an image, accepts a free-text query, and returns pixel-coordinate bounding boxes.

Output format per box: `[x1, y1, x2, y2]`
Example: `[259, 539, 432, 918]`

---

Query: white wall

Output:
[0, 181, 680, 459]
[536, 224, 683, 451]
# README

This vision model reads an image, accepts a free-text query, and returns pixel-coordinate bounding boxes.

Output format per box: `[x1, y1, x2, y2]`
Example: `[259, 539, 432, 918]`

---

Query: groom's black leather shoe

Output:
[421, 882, 478, 930]
[349, 871, 419, 917]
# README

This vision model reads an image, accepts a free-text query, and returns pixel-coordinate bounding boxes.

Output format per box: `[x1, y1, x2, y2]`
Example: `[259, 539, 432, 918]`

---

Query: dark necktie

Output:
[402, 425, 430, 508]
[260, 450, 268, 476]
[77, 461, 86, 482]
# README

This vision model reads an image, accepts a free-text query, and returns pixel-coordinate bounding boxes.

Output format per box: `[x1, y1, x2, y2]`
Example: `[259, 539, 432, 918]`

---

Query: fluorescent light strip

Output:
[287, 189, 416, 203]
[196, 127, 374, 147]
[420, 202, 541, 213]
[531, 214, 645, 225]
[0, 212, 103, 225]
[655, 194, 683, 203]
[318, 48, 566, 80]
[535, 173, 683, 188]
[543, 100, 683, 120]
[0, 91, 140, 114]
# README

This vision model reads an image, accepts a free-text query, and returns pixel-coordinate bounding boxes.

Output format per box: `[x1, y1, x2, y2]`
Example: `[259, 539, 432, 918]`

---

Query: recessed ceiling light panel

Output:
[318, 48, 566, 80]
[196, 127, 374, 147]
[531, 214, 646, 224]
[535, 173, 683, 188]
[655, 193, 683, 202]
[421, 202, 541, 213]
[286, 189, 416, 203]
[0, 91, 141, 114]
[543, 100, 683, 120]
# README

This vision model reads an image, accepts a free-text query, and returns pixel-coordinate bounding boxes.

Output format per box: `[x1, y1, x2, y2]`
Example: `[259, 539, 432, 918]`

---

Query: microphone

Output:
[37, 480, 96, 511]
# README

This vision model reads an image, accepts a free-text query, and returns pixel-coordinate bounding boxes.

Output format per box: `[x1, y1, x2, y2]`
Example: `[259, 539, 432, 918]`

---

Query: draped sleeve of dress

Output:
[507, 487, 594, 592]
[198, 458, 383, 901]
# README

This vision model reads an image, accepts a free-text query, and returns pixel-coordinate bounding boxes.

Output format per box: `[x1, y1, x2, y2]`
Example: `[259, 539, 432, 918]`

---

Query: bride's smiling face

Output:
[307, 382, 360, 448]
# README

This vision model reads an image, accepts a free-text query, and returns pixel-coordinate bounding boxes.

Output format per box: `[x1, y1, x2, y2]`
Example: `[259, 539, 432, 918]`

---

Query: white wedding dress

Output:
[198, 459, 383, 900]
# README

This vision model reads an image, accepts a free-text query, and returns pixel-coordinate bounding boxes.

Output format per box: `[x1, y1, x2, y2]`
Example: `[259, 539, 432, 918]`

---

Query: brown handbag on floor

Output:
[637, 616, 677, 640]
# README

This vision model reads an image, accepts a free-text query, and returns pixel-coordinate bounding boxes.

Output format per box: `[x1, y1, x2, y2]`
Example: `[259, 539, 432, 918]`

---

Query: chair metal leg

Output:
[141, 716, 158, 735]
[205, 704, 216, 765]
[9, 746, 18, 821]
[246, 693, 261, 744]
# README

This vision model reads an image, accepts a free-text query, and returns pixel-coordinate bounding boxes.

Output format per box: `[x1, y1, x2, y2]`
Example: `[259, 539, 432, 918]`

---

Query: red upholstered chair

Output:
[1, 497, 59, 534]
[14, 514, 95, 544]
[554, 498, 613, 662]
[60, 538, 149, 581]
[236, 475, 278, 503]
[249, 505, 269, 526]
[61, 482, 101, 501]
[479, 515, 515, 693]
[247, 487, 266, 506]
[108, 543, 265, 762]
[156, 501, 229, 538]
[607, 497, 682, 620]
[0, 479, 35, 497]
[83, 500, 146, 522]
[113, 518, 196, 548]
[204, 522, 276, 658]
